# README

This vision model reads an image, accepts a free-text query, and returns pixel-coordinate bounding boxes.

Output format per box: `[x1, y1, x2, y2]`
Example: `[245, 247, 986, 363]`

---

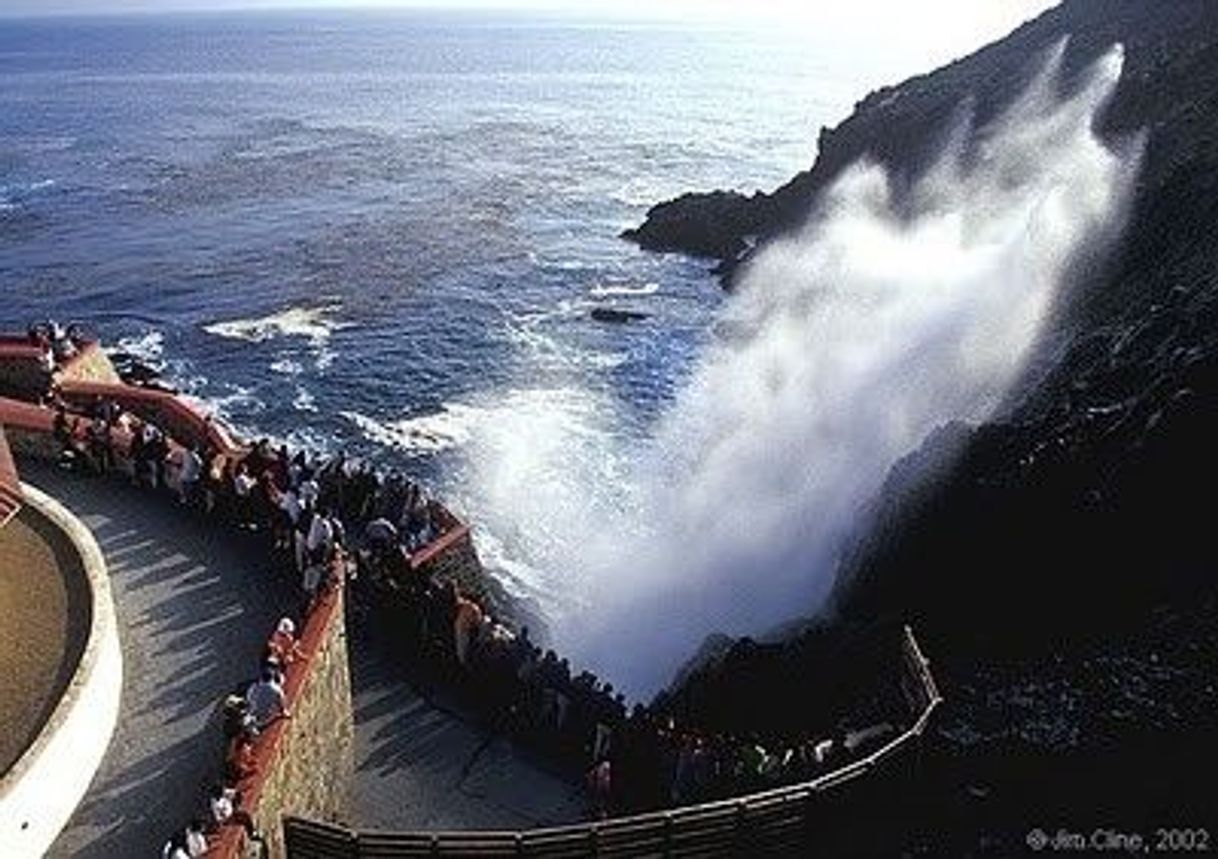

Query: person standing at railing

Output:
[587, 758, 612, 819]
[224, 726, 259, 783]
[231, 461, 257, 527]
[178, 444, 202, 506]
[206, 782, 263, 844]
[245, 666, 290, 729]
[306, 506, 334, 567]
[140, 423, 169, 489]
[51, 401, 69, 450]
[87, 417, 113, 474]
[267, 617, 304, 668]
[453, 591, 484, 668]
[363, 516, 398, 566]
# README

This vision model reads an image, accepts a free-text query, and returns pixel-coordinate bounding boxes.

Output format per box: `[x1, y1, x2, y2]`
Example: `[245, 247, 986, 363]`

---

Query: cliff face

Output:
[641, 0, 1218, 847]
[627, 0, 1218, 298]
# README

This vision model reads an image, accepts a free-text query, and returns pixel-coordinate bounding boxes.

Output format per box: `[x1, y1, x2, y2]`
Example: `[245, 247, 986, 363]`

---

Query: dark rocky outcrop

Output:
[590, 307, 650, 324]
[641, 0, 1218, 848]
[620, 189, 768, 264]
[626, 0, 1218, 293]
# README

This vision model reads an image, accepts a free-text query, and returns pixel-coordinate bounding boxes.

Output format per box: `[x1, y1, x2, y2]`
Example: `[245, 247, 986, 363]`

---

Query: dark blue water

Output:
[0, 10, 879, 603]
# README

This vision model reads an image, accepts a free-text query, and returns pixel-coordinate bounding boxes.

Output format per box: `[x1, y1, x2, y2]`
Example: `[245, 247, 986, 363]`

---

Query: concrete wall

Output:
[57, 343, 121, 386]
[222, 585, 355, 859]
[0, 483, 122, 858]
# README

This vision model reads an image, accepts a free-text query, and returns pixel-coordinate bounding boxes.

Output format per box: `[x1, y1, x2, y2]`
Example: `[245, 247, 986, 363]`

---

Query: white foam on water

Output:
[293, 386, 318, 413]
[110, 329, 166, 368]
[610, 177, 682, 208]
[204, 302, 349, 374]
[202, 302, 350, 346]
[589, 281, 660, 298]
[342, 403, 484, 456]
[269, 356, 304, 376]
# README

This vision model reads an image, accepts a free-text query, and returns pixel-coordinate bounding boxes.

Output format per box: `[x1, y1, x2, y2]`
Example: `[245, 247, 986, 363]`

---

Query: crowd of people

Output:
[36, 361, 901, 852]
[52, 393, 446, 605]
[26, 319, 86, 368]
[356, 551, 899, 820]
[161, 612, 312, 858]
[40, 389, 451, 855]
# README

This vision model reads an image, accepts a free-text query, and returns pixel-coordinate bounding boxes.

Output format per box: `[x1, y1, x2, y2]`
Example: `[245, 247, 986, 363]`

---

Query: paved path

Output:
[24, 460, 584, 854]
[350, 624, 587, 831]
[24, 462, 294, 859]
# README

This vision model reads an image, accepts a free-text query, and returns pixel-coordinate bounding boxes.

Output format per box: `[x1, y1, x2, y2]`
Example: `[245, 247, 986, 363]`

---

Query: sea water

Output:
[2, 10, 1065, 692]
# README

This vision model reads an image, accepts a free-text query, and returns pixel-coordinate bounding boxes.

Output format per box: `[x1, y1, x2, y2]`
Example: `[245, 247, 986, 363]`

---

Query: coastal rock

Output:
[620, 189, 769, 264]
[590, 307, 650, 324]
[647, 0, 1218, 842]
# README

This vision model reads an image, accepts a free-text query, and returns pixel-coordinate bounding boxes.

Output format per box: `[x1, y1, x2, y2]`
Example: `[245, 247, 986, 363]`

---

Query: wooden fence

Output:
[283, 626, 942, 858]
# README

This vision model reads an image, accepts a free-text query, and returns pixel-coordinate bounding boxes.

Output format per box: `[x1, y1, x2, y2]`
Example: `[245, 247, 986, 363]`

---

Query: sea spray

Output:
[460, 42, 1143, 697]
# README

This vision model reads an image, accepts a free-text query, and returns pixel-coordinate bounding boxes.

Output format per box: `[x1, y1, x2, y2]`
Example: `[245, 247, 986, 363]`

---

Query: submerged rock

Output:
[590, 307, 650, 324]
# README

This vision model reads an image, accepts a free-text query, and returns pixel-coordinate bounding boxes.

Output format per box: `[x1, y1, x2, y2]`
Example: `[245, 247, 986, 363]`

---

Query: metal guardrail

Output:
[0, 427, 23, 528]
[284, 626, 942, 858]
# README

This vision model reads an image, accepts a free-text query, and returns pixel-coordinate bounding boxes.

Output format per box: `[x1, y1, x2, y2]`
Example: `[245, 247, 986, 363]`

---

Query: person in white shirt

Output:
[298, 476, 320, 509]
[306, 509, 333, 566]
[278, 487, 301, 526]
[161, 834, 191, 859]
[245, 668, 289, 728]
[184, 819, 208, 857]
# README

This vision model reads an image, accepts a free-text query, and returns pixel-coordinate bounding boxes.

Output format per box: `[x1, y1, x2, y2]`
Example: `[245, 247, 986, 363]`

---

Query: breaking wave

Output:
[458, 41, 1144, 697]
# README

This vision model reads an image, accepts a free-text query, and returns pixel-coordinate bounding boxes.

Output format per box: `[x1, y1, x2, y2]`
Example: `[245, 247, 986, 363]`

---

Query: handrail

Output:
[56, 380, 242, 456]
[0, 397, 55, 433]
[0, 427, 23, 528]
[0, 337, 112, 378]
[1, 338, 497, 857]
[284, 626, 942, 857]
[409, 523, 471, 570]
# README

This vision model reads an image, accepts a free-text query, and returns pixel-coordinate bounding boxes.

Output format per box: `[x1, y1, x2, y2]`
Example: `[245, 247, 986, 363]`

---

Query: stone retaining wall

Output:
[212, 583, 355, 859]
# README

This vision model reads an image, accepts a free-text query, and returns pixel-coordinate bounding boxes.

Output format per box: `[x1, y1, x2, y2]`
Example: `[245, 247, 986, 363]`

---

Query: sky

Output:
[0, 0, 1059, 39]
[0, 0, 1060, 86]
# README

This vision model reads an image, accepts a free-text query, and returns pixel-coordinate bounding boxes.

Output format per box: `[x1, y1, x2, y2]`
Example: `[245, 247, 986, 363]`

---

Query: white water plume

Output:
[464, 42, 1142, 697]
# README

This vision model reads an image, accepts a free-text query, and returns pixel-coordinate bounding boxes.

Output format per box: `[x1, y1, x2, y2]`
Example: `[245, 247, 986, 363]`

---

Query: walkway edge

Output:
[0, 481, 123, 858]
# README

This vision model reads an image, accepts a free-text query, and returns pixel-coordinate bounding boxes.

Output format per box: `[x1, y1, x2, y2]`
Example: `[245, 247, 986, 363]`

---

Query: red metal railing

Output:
[56, 380, 242, 458]
[0, 426, 23, 527]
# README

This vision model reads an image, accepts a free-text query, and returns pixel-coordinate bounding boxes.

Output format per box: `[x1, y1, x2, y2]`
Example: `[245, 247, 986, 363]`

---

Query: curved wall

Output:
[0, 483, 122, 858]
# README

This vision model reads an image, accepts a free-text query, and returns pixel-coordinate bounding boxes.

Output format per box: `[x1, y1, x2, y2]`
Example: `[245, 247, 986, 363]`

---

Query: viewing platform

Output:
[0, 329, 944, 857]
[0, 328, 579, 857]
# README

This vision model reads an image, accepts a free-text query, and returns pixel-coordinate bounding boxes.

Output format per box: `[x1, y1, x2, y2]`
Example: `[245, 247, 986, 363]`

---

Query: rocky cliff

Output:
[637, 0, 1218, 849]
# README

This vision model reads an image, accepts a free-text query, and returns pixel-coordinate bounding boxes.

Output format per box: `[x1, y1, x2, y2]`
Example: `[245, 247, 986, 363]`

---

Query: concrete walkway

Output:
[22, 462, 295, 859]
[23, 460, 584, 854]
[349, 624, 586, 832]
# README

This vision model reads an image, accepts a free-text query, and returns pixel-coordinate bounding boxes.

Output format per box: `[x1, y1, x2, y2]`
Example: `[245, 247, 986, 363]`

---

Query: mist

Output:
[457, 40, 1142, 698]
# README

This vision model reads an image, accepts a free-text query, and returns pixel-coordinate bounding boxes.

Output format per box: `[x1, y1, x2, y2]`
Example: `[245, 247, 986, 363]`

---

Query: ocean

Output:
[0, 9, 902, 643]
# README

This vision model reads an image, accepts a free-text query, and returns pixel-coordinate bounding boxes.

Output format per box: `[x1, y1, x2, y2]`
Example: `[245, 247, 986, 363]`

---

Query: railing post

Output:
[732, 799, 748, 855]
[804, 787, 818, 846]
[664, 811, 674, 857]
[514, 831, 524, 856]
[589, 822, 600, 857]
